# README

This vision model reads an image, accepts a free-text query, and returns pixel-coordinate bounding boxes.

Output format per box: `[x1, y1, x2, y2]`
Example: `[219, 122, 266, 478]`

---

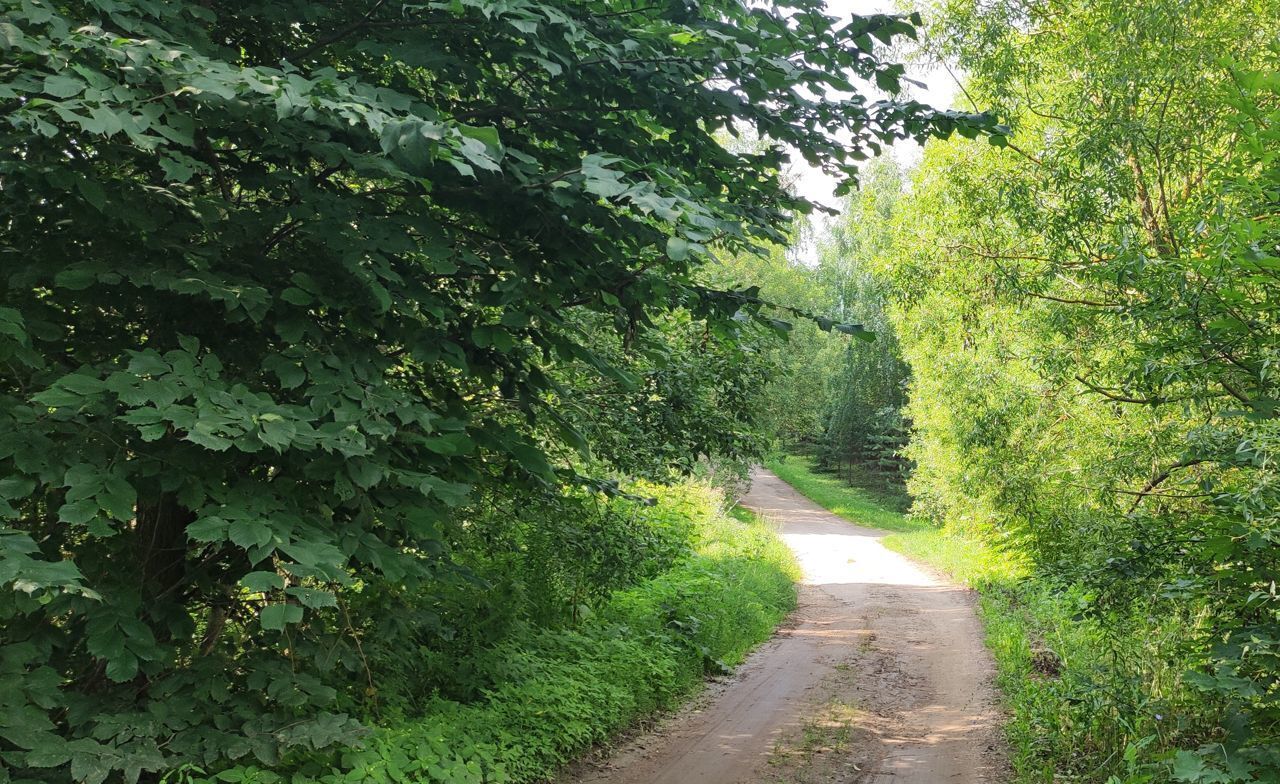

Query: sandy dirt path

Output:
[563, 467, 1005, 784]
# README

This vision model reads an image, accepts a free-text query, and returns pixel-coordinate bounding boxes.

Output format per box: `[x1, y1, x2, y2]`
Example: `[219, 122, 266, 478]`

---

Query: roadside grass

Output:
[763, 455, 1178, 783]
[765, 455, 1026, 587]
[191, 481, 799, 784]
[723, 504, 805, 588]
[765, 455, 924, 534]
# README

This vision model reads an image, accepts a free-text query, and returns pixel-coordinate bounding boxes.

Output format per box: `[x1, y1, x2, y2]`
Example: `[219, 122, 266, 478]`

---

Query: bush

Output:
[182, 481, 797, 784]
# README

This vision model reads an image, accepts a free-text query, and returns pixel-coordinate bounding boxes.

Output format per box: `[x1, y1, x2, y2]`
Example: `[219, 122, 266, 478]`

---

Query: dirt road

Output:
[564, 467, 1005, 784]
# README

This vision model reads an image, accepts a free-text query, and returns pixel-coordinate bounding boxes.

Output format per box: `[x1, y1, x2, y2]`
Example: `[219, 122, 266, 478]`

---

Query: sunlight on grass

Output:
[765, 456, 922, 532]
[764, 455, 1026, 587]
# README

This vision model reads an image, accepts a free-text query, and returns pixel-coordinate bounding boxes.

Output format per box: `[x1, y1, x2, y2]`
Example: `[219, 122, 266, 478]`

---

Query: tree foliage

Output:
[810, 0, 1280, 777]
[0, 0, 995, 781]
[722, 160, 913, 483]
[810, 160, 910, 475]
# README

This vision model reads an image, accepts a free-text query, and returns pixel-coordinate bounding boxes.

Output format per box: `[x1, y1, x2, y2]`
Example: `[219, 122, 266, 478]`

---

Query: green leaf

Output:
[279, 540, 346, 570]
[285, 586, 337, 608]
[58, 499, 99, 526]
[510, 443, 555, 481]
[260, 603, 304, 631]
[834, 322, 876, 342]
[50, 265, 93, 290]
[23, 746, 72, 768]
[186, 517, 227, 543]
[0, 476, 34, 502]
[1170, 750, 1209, 782]
[0, 22, 25, 51]
[228, 519, 272, 549]
[127, 351, 171, 376]
[33, 372, 105, 408]
[346, 459, 385, 489]
[184, 426, 233, 451]
[263, 355, 305, 389]
[549, 412, 591, 460]
[0, 307, 28, 344]
[98, 474, 136, 521]
[280, 287, 313, 306]
[240, 571, 284, 592]
[43, 73, 84, 98]
[456, 124, 502, 152]
[258, 414, 297, 451]
[158, 155, 197, 183]
[104, 651, 139, 682]
[421, 433, 473, 455]
[419, 476, 471, 506]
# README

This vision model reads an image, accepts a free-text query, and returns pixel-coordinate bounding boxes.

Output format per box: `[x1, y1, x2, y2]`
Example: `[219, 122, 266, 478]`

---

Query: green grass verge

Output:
[193, 486, 799, 784]
[765, 455, 1025, 587]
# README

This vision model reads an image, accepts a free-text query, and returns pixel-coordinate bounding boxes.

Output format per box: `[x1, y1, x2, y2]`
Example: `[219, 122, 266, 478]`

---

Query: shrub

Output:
[181, 481, 796, 784]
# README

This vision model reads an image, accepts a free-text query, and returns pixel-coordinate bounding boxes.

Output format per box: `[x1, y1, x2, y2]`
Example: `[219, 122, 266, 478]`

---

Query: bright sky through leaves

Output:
[791, 0, 961, 212]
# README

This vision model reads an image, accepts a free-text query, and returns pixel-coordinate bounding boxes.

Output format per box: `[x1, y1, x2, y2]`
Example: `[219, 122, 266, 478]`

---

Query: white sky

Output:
[789, 0, 961, 212]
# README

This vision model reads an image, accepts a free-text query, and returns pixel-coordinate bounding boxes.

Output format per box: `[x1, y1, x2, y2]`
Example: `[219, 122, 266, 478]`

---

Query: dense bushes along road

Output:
[178, 479, 797, 784]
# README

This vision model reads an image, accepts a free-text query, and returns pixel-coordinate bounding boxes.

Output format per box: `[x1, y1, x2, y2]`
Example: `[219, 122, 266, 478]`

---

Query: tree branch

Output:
[1127, 458, 1209, 514]
[1075, 375, 1168, 405]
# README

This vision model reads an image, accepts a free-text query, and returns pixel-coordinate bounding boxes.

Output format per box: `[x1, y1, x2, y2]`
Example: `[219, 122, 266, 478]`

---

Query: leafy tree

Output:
[862, 0, 1280, 776]
[813, 159, 910, 475]
[707, 242, 836, 449]
[0, 1, 995, 781]
[726, 160, 913, 485]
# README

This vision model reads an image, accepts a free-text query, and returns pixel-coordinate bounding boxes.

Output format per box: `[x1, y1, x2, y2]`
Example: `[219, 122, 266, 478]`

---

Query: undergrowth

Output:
[765, 455, 1224, 784]
[182, 482, 797, 784]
